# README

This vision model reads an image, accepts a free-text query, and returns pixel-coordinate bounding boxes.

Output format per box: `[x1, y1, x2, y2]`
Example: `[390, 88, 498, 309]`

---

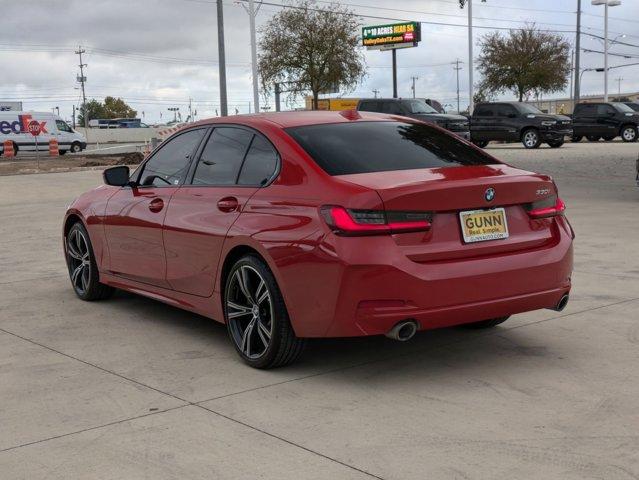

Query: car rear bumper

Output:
[306, 217, 573, 338]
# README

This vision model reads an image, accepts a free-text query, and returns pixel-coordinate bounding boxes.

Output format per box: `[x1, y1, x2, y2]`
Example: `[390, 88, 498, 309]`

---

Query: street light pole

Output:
[467, 0, 473, 114]
[592, 0, 621, 102]
[216, 0, 228, 116]
[248, 0, 260, 113]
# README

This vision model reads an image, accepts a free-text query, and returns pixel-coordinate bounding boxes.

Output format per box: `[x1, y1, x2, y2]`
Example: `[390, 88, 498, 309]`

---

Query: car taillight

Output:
[524, 195, 566, 219]
[320, 206, 431, 236]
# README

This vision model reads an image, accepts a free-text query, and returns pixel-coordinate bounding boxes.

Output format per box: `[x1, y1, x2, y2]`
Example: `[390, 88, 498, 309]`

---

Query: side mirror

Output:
[103, 165, 131, 187]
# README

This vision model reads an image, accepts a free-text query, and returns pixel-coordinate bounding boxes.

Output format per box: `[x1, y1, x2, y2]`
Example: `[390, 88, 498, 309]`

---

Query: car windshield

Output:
[286, 121, 496, 176]
[404, 100, 438, 114]
[517, 104, 543, 114]
[613, 103, 635, 113]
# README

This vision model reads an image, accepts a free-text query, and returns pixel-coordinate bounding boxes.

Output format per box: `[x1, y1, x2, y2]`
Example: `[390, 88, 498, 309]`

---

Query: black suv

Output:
[623, 102, 639, 112]
[357, 98, 470, 140]
[572, 102, 639, 142]
[470, 102, 572, 149]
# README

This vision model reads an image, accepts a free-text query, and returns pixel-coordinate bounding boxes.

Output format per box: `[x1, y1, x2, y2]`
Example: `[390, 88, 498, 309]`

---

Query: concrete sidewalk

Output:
[1, 142, 638, 479]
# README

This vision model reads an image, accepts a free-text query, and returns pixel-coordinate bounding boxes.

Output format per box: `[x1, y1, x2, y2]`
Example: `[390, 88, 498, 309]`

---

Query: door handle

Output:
[148, 198, 164, 213]
[217, 196, 239, 212]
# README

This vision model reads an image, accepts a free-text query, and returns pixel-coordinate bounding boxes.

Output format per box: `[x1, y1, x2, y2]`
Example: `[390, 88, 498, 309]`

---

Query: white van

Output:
[0, 111, 87, 156]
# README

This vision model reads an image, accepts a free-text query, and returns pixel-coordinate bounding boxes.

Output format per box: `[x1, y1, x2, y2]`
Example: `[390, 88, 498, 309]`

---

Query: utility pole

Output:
[216, 0, 228, 116]
[574, 0, 582, 106]
[616, 77, 622, 98]
[372, 89, 380, 99]
[75, 46, 88, 128]
[188, 98, 193, 122]
[410, 76, 418, 98]
[241, 0, 261, 113]
[453, 59, 462, 112]
[72, 105, 76, 129]
[569, 48, 575, 107]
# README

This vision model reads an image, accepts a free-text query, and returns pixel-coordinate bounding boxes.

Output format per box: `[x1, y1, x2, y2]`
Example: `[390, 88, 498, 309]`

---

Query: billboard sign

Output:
[362, 22, 421, 50]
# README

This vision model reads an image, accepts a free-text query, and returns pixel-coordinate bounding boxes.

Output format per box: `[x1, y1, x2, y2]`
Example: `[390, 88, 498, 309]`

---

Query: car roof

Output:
[185, 110, 401, 129]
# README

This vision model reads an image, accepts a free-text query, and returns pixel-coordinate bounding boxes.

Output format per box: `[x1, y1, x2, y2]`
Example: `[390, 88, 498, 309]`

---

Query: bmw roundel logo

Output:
[485, 188, 495, 202]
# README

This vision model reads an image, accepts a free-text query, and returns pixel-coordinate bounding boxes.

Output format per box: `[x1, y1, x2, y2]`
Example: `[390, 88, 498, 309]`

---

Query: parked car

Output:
[0, 111, 87, 155]
[571, 102, 639, 142]
[357, 98, 470, 140]
[470, 102, 572, 149]
[63, 111, 573, 368]
[623, 102, 639, 113]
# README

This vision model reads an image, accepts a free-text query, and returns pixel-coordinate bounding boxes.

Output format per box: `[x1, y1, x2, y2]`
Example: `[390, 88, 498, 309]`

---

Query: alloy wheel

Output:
[226, 265, 274, 360]
[523, 131, 538, 148]
[622, 127, 636, 142]
[66, 228, 91, 294]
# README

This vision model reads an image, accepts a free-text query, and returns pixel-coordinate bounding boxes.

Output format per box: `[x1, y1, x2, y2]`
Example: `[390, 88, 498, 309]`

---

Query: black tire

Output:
[571, 135, 583, 143]
[586, 135, 601, 142]
[224, 254, 306, 369]
[65, 222, 115, 301]
[472, 140, 489, 148]
[547, 139, 565, 148]
[462, 316, 510, 329]
[620, 125, 638, 143]
[521, 129, 541, 149]
[603, 135, 616, 141]
[59, 150, 67, 155]
[70, 142, 82, 153]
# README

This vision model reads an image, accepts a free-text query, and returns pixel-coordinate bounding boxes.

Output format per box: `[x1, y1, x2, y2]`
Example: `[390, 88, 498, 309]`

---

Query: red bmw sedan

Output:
[63, 111, 573, 368]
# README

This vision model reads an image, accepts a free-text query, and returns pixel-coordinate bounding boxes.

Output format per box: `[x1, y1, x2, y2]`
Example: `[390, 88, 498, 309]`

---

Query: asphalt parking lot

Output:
[1, 141, 638, 479]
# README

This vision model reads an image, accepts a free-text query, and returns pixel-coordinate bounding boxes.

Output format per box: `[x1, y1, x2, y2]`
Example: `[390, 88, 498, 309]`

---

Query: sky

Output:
[1, 0, 638, 123]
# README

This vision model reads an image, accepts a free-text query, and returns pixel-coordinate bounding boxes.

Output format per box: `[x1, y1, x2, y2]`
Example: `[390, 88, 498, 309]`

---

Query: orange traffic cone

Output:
[3, 140, 15, 157]
[49, 138, 59, 156]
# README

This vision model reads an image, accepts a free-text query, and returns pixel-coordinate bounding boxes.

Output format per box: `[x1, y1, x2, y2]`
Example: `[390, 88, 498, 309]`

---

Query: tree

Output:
[476, 26, 570, 101]
[77, 96, 137, 125]
[258, 0, 365, 110]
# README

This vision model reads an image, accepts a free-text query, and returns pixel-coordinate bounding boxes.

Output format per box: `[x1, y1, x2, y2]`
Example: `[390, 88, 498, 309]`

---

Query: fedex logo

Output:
[0, 115, 48, 135]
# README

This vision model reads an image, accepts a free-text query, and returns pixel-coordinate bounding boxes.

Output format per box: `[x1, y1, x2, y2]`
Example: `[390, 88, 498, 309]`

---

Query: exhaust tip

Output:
[385, 320, 419, 341]
[552, 294, 569, 312]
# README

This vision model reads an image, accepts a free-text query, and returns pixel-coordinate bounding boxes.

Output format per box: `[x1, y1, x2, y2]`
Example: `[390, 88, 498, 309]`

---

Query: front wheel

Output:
[621, 125, 638, 143]
[65, 222, 114, 301]
[462, 316, 510, 329]
[522, 129, 541, 149]
[70, 142, 82, 153]
[225, 255, 306, 369]
[571, 135, 583, 143]
[472, 140, 489, 148]
[547, 139, 565, 148]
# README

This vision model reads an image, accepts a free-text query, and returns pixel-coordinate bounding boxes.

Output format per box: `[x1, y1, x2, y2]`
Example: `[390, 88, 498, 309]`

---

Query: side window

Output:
[381, 102, 403, 114]
[56, 120, 72, 133]
[139, 128, 205, 187]
[192, 127, 253, 185]
[579, 104, 596, 115]
[238, 135, 279, 186]
[358, 101, 380, 112]
[496, 104, 517, 117]
[597, 104, 615, 116]
[475, 105, 494, 117]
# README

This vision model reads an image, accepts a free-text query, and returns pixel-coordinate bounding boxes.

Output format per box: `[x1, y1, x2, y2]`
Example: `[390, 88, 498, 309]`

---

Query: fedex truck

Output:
[0, 112, 87, 156]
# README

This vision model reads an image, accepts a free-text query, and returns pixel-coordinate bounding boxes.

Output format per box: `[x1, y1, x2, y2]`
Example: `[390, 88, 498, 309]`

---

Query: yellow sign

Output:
[459, 208, 509, 243]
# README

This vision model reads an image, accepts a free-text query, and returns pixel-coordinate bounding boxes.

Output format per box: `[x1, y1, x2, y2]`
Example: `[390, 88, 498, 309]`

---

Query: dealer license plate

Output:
[459, 208, 509, 243]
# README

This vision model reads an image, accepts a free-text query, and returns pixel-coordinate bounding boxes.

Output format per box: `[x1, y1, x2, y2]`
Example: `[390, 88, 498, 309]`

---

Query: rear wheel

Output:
[462, 316, 510, 329]
[65, 222, 114, 301]
[225, 255, 306, 369]
[571, 135, 583, 143]
[586, 135, 601, 142]
[621, 125, 637, 143]
[547, 139, 565, 148]
[472, 140, 489, 148]
[521, 129, 541, 149]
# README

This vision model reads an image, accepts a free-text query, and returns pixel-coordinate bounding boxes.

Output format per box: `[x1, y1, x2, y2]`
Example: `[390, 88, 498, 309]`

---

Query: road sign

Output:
[362, 22, 421, 50]
[28, 120, 42, 136]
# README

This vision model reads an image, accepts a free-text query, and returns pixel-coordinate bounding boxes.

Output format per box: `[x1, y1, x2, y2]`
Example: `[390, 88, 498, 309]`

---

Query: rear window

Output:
[286, 121, 496, 176]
